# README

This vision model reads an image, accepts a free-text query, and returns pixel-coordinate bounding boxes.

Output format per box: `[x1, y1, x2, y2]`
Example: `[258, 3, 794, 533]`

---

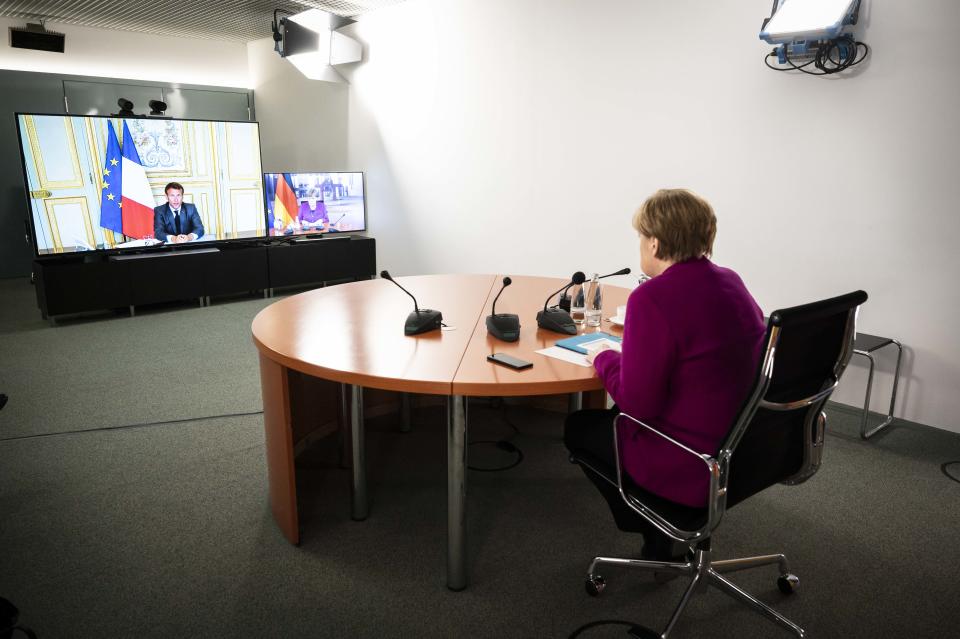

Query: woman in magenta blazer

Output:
[564, 188, 765, 560]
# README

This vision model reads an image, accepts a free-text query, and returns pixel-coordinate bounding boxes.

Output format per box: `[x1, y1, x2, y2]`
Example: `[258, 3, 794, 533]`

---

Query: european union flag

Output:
[99, 122, 123, 234]
[264, 172, 278, 229]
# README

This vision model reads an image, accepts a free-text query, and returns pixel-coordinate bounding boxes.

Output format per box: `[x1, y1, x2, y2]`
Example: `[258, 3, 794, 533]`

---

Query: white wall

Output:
[0, 18, 249, 88]
[246, 37, 349, 173]
[340, 0, 960, 432]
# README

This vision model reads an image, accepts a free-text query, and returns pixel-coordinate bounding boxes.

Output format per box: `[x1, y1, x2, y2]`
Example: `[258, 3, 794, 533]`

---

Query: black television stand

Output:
[33, 236, 376, 321]
[291, 234, 349, 243]
[109, 247, 221, 261]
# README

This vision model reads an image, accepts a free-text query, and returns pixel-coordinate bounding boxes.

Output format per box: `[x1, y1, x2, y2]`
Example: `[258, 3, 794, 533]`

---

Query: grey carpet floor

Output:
[1, 277, 959, 638]
[0, 277, 271, 438]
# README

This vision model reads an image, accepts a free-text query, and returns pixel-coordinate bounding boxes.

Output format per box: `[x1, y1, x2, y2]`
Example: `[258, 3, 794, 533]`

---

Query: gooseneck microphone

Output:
[599, 267, 631, 279]
[380, 270, 443, 335]
[537, 271, 585, 335]
[559, 267, 631, 311]
[485, 276, 520, 342]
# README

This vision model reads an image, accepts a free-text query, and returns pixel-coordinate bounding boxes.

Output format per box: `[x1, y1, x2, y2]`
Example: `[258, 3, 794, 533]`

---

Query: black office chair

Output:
[569, 290, 867, 639]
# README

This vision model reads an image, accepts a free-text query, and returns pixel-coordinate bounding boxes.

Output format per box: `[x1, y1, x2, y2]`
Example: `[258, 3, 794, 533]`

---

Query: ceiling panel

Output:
[0, 0, 405, 42]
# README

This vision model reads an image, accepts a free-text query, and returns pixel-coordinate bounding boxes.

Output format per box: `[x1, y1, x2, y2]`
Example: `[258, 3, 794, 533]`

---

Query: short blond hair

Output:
[632, 189, 716, 262]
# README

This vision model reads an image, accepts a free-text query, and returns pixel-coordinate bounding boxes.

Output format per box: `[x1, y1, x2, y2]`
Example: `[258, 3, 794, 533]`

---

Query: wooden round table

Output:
[252, 274, 630, 590]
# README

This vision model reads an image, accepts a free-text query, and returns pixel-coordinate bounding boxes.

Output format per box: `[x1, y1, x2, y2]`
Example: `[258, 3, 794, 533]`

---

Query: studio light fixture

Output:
[760, 0, 860, 43]
[760, 0, 869, 75]
[271, 8, 362, 82]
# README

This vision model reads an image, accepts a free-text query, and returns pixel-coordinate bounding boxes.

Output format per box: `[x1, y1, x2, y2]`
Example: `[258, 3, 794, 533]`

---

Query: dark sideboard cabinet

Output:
[33, 236, 376, 320]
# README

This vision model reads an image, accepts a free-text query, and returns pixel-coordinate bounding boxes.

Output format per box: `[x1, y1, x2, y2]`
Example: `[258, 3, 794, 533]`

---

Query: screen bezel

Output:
[15, 111, 267, 259]
[262, 171, 367, 239]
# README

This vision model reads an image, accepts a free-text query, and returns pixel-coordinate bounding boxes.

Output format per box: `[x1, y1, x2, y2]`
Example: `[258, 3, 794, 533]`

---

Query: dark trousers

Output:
[564, 407, 685, 560]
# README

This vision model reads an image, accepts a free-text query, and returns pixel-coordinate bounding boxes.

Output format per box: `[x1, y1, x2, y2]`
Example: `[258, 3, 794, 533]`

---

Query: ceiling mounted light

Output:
[272, 8, 362, 81]
[760, 0, 860, 44]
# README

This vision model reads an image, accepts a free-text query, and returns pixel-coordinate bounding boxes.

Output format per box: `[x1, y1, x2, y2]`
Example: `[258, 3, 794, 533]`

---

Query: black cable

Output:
[568, 619, 637, 638]
[0, 410, 264, 442]
[764, 52, 816, 72]
[498, 403, 521, 437]
[941, 461, 960, 484]
[466, 397, 523, 472]
[764, 38, 869, 75]
[467, 440, 524, 472]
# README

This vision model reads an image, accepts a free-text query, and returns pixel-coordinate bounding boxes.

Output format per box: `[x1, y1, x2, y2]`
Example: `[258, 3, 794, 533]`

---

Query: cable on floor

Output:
[941, 461, 960, 485]
[0, 410, 264, 442]
[567, 619, 642, 638]
[467, 397, 524, 472]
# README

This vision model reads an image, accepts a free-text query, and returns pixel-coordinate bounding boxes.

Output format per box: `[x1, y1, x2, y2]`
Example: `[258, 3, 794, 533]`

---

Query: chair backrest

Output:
[720, 290, 867, 509]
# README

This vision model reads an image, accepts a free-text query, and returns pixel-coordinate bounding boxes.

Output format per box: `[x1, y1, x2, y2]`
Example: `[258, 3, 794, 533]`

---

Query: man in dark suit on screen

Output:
[154, 182, 204, 243]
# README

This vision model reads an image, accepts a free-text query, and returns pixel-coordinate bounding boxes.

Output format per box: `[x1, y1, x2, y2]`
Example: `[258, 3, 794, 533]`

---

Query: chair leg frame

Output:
[855, 340, 903, 440]
[587, 548, 805, 638]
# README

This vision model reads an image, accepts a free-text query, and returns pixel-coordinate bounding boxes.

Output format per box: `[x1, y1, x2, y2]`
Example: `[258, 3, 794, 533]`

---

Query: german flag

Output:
[273, 173, 298, 231]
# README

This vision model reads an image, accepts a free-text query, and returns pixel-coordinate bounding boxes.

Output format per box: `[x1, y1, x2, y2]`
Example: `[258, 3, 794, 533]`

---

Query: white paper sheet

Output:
[536, 346, 593, 367]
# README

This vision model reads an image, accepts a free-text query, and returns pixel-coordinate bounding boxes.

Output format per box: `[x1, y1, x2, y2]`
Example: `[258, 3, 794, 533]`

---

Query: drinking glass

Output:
[570, 283, 586, 325]
[585, 282, 602, 327]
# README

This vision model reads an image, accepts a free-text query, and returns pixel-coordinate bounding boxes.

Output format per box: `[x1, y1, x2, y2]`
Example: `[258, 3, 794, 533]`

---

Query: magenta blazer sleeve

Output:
[592, 286, 676, 419]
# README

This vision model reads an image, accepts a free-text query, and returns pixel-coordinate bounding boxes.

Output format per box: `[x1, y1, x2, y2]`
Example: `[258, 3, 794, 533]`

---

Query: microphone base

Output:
[536, 308, 578, 335]
[405, 309, 443, 335]
[486, 314, 520, 342]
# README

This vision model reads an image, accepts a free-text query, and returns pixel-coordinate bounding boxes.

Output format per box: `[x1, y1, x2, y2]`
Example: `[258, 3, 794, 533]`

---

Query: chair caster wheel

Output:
[584, 575, 605, 596]
[777, 573, 799, 594]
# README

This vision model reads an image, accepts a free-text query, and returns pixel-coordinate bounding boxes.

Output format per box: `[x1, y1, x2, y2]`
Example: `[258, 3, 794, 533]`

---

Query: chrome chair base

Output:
[585, 548, 805, 638]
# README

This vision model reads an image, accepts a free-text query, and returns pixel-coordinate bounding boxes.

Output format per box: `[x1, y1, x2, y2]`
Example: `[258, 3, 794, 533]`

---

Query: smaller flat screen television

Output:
[264, 172, 365, 237]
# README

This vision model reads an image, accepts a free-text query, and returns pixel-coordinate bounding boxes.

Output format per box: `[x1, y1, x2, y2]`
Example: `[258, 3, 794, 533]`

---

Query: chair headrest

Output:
[769, 290, 867, 328]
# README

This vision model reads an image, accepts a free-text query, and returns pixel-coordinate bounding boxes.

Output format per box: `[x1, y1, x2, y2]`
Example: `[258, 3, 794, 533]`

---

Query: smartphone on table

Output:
[487, 353, 533, 370]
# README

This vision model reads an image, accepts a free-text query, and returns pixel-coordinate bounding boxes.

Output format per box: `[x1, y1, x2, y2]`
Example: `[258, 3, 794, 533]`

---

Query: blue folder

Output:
[555, 332, 622, 355]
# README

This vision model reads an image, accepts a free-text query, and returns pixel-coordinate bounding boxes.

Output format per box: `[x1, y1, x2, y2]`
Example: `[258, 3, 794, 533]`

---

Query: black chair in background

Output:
[569, 290, 867, 638]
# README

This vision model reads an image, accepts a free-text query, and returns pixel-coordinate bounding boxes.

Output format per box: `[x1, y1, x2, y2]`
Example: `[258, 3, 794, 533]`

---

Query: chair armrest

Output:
[612, 413, 725, 544]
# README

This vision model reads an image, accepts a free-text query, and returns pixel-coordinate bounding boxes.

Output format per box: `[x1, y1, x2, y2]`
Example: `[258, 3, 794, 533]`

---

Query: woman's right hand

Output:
[584, 342, 613, 366]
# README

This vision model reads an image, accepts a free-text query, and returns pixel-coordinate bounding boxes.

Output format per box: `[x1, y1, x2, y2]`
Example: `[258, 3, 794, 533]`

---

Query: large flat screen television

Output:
[264, 172, 365, 237]
[15, 113, 264, 255]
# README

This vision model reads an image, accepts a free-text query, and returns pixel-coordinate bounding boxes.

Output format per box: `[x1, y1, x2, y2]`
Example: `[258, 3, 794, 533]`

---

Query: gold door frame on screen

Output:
[198, 192, 211, 237]
[84, 118, 117, 248]
[228, 187, 265, 237]
[208, 124, 225, 240]
[224, 123, 261, 181]
[43, 196, 95, 252]
[23, 116, 84, 190]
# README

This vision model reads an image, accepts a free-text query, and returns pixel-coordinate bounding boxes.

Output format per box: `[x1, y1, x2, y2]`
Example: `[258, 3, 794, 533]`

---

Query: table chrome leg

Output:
[447, 394, 468, 590]
[339, 383, 350, 469]
[568, 392, 582, 413]
[350, 384, 368, 520]
[400, 393, 412, 433]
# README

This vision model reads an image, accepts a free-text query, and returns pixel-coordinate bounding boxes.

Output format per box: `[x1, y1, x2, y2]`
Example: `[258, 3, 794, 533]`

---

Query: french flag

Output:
[120, 121, 156, 239]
